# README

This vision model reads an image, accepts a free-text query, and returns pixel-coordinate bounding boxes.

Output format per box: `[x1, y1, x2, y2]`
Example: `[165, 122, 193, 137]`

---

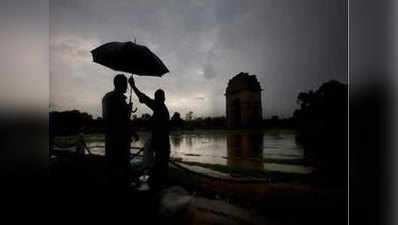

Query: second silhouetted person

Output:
[128, 76, 170, 190]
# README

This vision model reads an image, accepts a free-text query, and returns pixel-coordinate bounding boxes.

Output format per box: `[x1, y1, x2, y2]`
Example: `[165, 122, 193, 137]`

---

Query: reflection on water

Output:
[262, 132, 304, 160]
[170, 134, 183, 148]
[85, 130, 314, 174]
[227, 134, 264, 169]
[171, 132, 227, 165]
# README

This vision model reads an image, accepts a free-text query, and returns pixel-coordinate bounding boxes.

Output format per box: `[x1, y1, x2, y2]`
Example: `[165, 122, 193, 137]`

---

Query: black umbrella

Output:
[91, 41, 169, 114]
[91, 41, 169, 77]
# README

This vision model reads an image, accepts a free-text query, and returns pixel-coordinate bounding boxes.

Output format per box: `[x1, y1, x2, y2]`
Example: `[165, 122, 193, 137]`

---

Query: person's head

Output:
[113, 74, 128, 93]
[154, 89, 165, 103]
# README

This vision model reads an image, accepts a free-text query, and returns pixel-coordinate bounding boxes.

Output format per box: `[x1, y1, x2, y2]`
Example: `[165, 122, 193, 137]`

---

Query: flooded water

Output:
[84, 129, 314, 174]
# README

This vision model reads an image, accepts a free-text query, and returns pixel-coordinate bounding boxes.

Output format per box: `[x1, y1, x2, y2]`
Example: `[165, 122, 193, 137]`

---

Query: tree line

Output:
[50, 109, 299, 136]
[50, 80, 347, 140]
[293, 80, 348, 183]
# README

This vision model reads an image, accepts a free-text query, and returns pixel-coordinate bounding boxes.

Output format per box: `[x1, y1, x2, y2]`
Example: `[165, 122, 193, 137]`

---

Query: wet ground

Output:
[49, 154, 346, 225]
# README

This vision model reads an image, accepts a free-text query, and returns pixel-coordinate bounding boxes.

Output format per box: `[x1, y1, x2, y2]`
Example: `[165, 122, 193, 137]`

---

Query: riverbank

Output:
[49, 153, 346, 225]
[168, 160, 346, 225]
[49, 154, 268, 224]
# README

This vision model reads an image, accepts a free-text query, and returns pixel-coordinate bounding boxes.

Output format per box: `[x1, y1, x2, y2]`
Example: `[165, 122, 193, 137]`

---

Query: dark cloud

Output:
[203, 63, 216, 80]
[50, 0, 347, 118]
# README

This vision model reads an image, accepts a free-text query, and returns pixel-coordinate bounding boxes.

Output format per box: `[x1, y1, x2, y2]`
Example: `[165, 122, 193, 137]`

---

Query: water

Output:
[85, 129, 314, 174]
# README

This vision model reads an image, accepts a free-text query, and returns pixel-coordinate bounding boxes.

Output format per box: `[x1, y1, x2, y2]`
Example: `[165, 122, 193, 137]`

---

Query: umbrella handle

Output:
[129, 74, 133, 105]
[129, 74, 137, 117]
[130, 86, 132, 105]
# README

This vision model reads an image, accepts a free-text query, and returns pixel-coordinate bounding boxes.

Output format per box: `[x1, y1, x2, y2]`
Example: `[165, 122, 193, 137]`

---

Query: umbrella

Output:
[91, 41, 169, 77]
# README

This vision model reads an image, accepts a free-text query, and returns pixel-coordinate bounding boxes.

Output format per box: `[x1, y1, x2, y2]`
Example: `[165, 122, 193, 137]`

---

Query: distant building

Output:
[225, 72, 263, 128]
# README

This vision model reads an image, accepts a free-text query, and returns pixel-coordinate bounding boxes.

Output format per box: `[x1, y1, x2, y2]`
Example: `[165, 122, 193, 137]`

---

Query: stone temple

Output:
[225, 72, 263, 128]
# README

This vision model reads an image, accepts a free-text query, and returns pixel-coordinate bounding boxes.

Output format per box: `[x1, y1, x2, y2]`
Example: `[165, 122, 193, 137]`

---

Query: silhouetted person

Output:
[129, 76, 170, 190]
[102, 74, 138, 188]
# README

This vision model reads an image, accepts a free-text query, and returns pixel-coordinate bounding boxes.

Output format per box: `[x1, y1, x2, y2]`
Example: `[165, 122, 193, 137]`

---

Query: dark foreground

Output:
[49, 154, 347, 225]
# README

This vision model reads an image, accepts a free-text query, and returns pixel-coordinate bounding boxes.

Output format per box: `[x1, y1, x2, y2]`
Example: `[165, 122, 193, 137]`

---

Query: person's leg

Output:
[158, 151, 170, 187]
[107, 141, 130, 189]
[143, 137, 154, 170]
[121, 141, 133, 187]
[148, 147, 162, 190]
[149, 150, 170, 190]
[148, 156, 159, 190]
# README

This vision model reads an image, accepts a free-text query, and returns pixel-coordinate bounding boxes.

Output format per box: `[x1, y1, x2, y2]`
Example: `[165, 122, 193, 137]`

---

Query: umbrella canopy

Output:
[91, 41, 169, 77]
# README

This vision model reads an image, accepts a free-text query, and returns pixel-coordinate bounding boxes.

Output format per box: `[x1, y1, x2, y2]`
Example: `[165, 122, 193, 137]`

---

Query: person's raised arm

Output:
[128, 76, 156, 110]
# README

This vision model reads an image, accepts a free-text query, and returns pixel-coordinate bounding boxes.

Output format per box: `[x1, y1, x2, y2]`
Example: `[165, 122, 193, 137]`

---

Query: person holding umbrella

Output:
[91, 40, 170, 189]
[102, 74, 139, 188]
[128, 76, 170, 191]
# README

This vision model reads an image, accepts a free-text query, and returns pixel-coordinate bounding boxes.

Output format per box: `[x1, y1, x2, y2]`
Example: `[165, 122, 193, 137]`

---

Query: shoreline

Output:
[49, 154, 346, 225]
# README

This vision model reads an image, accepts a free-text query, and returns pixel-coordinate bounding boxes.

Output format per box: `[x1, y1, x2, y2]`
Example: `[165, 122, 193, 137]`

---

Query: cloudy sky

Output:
[50, 0, 347, 119]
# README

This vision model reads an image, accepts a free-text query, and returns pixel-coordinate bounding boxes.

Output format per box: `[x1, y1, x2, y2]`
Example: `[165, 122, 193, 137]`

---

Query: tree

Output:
[171, 112, 181, 121]
[271, 115, 279, 121]
[171, 112, 183, 127]
[294, 80, 348, 181]
[185, 111, 193, 121]
[50, 110, 94, 135]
